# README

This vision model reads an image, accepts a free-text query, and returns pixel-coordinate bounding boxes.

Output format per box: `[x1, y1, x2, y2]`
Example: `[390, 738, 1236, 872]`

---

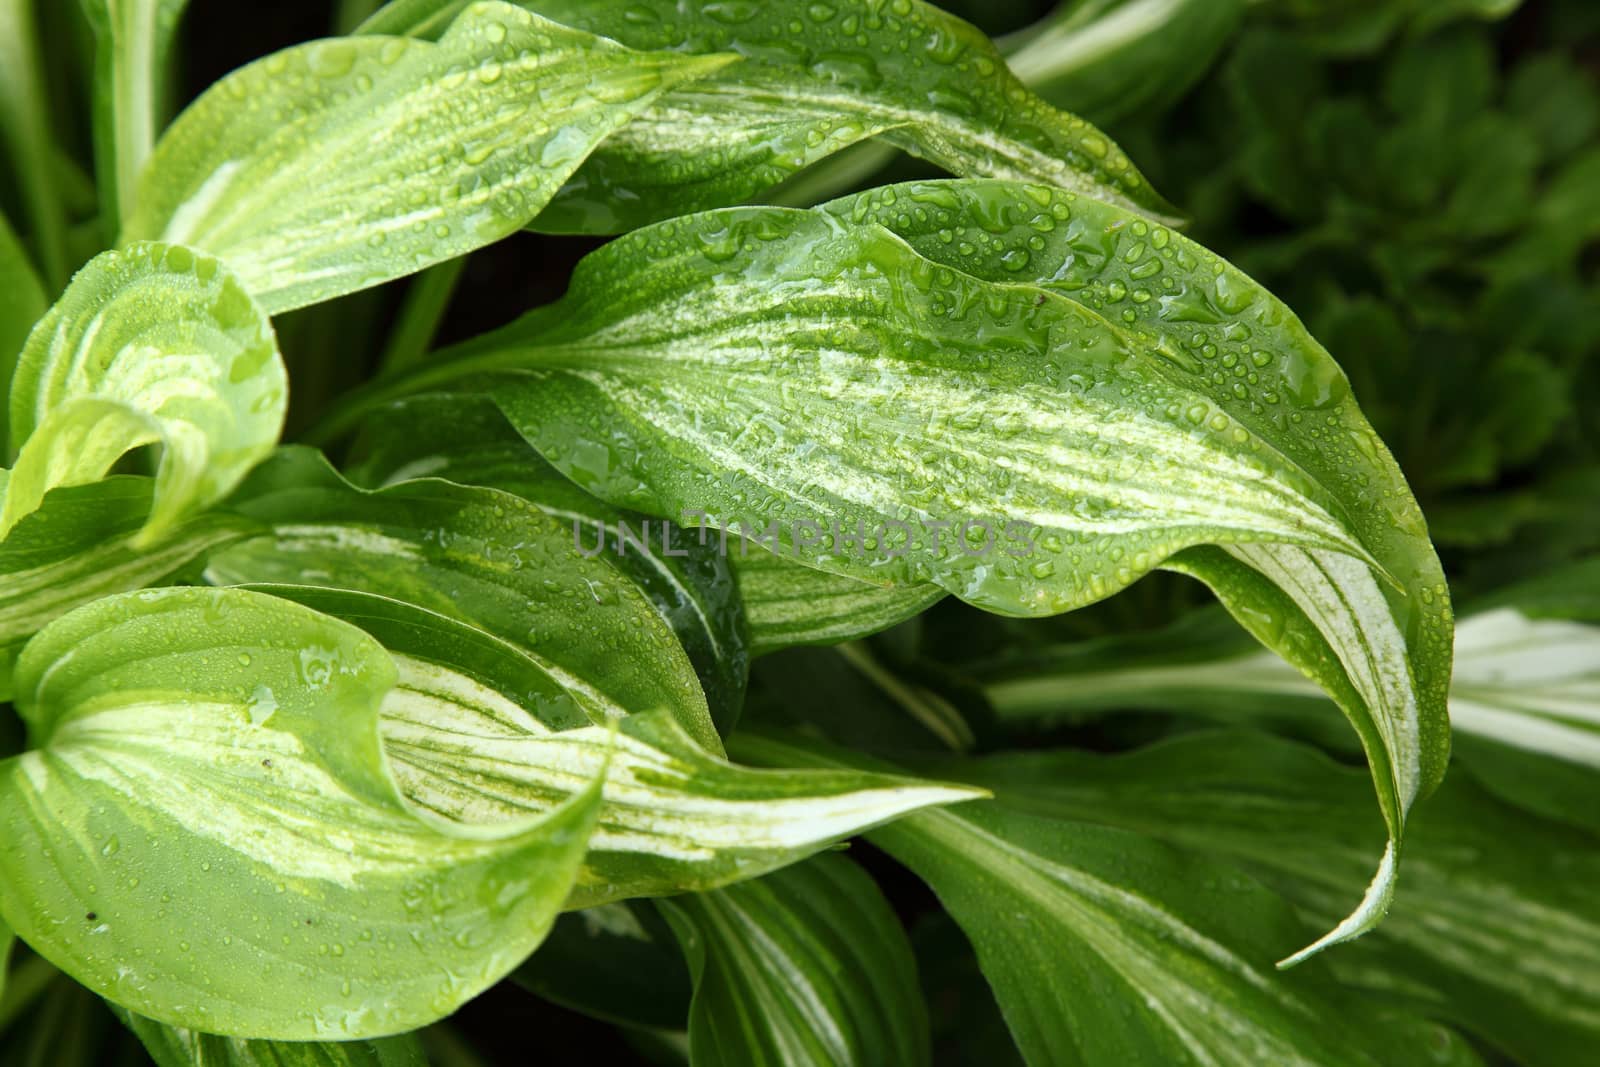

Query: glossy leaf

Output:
[117, 1006, 428, 1067]
[938, 730, 1600, 1067]
[123, 1, 733, 314]
[0, 587, 606, 1039]
[1000, 0, 1245, 124]
[362, 0, 1179, 232]
[350, 179, 1450, 959]
[658, 853, 930, 1067]
[734, 732, 1478, 1067]
[825, 178, 1452, 963]
[204, 447, 721, 752]
[3, 243, 284, 545]
[349, 394, 749, 733]
[351, 392, 932, 660]
[732, 545, 944, 656]
[255, 582, 982, 906]
[0, 477, 259, 699]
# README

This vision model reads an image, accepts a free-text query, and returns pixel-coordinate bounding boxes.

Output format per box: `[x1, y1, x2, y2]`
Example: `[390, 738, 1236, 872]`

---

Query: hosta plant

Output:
[0, 0, 1593, 1064]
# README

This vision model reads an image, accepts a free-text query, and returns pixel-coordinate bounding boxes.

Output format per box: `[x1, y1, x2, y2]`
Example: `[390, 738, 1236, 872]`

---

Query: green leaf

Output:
[940, 730, 1599, 1067]
[734, 731, 1479, 1067]
[733, 545, 944, 656]
[658, 853, 930, 1067]
[116, 1005, 428, 1067]
[976, 579, 1600, 831]
[81, 0, 193, 233]
[825, 178, 1452, 963]
[123, 1, 733, 314]
[204, 447, 722, 751]
[348, 394, 750, 733]
[0, 209, 47, 444]
[0, 586, 606, 1039]
[0, 477, 259, 699]
[1000, 0, 1245, 124]
[349, 178, 1450, 960]
[361, 0, 1179, 232]
[511, 902, 690, 1030]
[349, 393, 936, 660]
[2, 243, 284, 545]
[252, 583, 982, 907]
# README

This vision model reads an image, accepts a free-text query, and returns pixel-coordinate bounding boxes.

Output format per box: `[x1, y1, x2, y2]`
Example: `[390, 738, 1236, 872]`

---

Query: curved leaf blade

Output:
[124, 1, 733, 313]
[349, 394, 750, 733]
[3, 243, 283, 545]
[347, 179, 1450, 960]
[204, 447, 720, 751]
[0, 478, 259, 699]
[362, 0, 1179, 232]
[734, 732, 1477, 1067]
[0, 587, 605, 1039]
[658, 853, 931, 1067]
[827, 178, 1453, 961]
[256, 581, 980, 905]
[398, 203, 1375, 610]
[944, 730, 1600, 1067]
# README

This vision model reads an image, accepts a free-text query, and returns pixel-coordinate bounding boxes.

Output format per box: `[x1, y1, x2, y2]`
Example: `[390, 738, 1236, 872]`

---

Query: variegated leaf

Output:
[3, 243, 283, 545]
[255, 582, 981, 906]
[123, 1, 733, 313]
[0, 586, 605, 1039]
[0, 477, 259, 699]
[204, 447, 720, 749]
[734, 731, 1482, 1067]
[331, 179, 1450, 959]
[361, 0, 1178, 232]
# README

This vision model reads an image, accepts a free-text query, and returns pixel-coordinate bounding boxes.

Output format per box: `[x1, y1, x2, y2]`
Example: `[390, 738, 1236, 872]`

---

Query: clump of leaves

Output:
[0, 1, 1591, 1065]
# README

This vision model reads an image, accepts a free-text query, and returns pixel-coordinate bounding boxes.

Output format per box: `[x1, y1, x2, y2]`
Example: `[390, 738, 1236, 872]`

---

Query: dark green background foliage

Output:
[0, 1, 1595, 1065]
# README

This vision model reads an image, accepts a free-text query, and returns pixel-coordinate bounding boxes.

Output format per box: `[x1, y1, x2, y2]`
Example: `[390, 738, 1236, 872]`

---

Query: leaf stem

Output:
[379, 256, 468, 373]
[835, 642, 975, 751]
[0, 0, 69, 288]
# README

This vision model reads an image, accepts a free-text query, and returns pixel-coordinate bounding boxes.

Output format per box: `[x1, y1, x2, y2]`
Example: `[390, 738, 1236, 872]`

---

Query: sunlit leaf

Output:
[659, 853, 930, 1067]
[123, 1, 733, 313]
[0, 587, 605, 1039]
[2, 243, 283, 545]
[362, 0, 1179, 232]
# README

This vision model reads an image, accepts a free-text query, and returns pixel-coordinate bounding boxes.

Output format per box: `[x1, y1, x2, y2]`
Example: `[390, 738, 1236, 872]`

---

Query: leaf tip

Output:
[1276, 838, 1397, 969]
